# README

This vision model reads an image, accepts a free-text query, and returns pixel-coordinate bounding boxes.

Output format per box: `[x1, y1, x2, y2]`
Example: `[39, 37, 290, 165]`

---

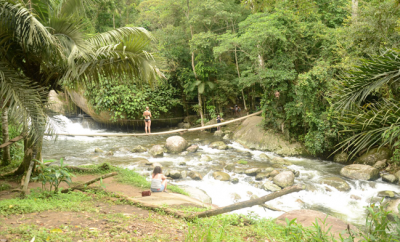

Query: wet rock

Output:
[294, 171, 300, 177]
[245, 168, 261, 176]
[179, 162, 186, 166]
[183, 123, 191, 129]
[259, 153, 270, 161]
[188, 171, 202, 180]
[231, 178, 239, 184]
[224, 164, 235, 172]
[305, 184, 318, 192]
[168, 170, 182, 179]
[255, 172, 270, 181]
[234, 167, 246, 174]
[250, 194, 259, 200]
[296, 199, 305, 206]
[325, 187, 332, 192]
[212, 171, 230, 181]
[131, 145, 147, 153]
[373, 159, 387, 170]
[333, 152, 349, 164]
[179, 185, 211, 204]
[214, 130, 224, 137]
[181, 170, 187, 179]
[133, 158, 150, 165]
[118, 147, 131, 153]
[180, 151, 188, 156]
[383, 199, 400, 220]
[382, 174, 399, 184]
[377, 190, 400, 198]
[350, 195, 361, 200]
[94, 148, 104, 153]
[223, 134, 230, 140]
[209, 141, 228, 150]
[231, 193, 241, 203]
[177, 122, 184, 128]
[271, 164, 286, 169]
[273, 171, 295, 188]
[200, 155, 212, 162]
[149, 145, 164, 157]
[105, 151, 114, 156]
[270, 156, 286, 164]
[355, 147, 392, 166]
[262, 181, 281, 192]
[262, 167, 275, 173]
[320, 177, 351, 192]
[165, 136, 188, 154]
[340, 164, 379, 181]
[396, 170, 400, 180]
[269, 170, 280, 178]
[186, 144, 199, 153]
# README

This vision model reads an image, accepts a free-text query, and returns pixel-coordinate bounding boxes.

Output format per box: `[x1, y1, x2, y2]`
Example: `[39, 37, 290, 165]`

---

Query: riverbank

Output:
[0, 165, 352, 241]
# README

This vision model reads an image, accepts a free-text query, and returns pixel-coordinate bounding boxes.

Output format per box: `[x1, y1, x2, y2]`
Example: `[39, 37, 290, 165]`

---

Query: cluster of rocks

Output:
[334, 147, 400, 185]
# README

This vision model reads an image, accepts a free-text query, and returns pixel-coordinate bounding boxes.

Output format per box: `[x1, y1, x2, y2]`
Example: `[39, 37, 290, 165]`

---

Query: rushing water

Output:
[43, 115, 400, 226]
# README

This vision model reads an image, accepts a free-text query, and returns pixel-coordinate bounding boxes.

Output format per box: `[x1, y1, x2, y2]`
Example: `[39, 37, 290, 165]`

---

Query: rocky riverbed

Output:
[43, 115, 400, 226]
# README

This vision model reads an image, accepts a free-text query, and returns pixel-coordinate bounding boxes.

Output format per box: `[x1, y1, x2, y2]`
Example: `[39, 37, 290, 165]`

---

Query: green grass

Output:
[0, 190, 101, 216]
[0, 182, 11, 191]
[237, 160, 248, 165]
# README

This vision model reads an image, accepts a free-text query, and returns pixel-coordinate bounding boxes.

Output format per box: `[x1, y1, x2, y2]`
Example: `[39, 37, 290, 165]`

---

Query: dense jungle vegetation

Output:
[81, 0, 400, 158]
[1, 0, 400, 169]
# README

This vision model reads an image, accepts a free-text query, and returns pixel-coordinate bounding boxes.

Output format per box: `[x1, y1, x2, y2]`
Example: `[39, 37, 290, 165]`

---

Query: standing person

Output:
[216, 114, 223, 131]
[143, 106, 152, 134]
[151, 166, 167, 192]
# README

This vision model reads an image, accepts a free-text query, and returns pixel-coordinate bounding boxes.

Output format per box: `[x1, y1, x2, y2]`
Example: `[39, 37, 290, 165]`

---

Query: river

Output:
[43, 115, 400, 226]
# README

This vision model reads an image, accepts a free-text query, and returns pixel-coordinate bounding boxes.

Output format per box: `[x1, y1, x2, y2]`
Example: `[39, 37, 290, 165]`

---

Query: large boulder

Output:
[244, 168, 261, 176]
[273, 171, 295, 188]
[186, 144, 199, 153]
[165, 136, 188, 153]
[333, 152, 349, 164]
[320, 177, 351, 192]
[48, 90, 68, 115]
[209, 141, 228, 150]
[396, 170, 400, 180]
[131, 145, 147, 153]
[373, 159, 387, 170]
[255, 172, 270, 181]
[188, 171, 203, 180]
[232, 116, 307, 156]
[340, 164, 379, 181]
[212, 171, 230, 181]
[276, 210, 358, 239]
[179, 185, 212, 204]
[262, 181, 281, 192]
[354, 147, 392, 166]
[377, 191, 400, 198]
[149, 145, 164, 157]
[214, 130, 224, 137]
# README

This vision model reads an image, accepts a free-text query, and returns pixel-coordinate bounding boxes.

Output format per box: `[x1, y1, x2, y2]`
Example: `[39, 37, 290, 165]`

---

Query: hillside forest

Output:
[2, 0, 400, 166]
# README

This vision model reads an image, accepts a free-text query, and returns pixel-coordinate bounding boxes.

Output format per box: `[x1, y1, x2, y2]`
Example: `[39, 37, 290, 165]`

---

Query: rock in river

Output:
[333, 152, 349, 164]
[169, 170, 182, 179]
[340, 164, 379, 181]
[149, 145, 164, 157]
[209, 141, 228, 150]
[320, 177, 351, 192]
[131, 145, 147, 153]
[188, 171, 203, 180]
[231, 178, 239, 184]
[262, 181, 281, 192]
[212, 171, 230, 181]
[94, 148, 104, 153]
[259, 153, 270, 161]
[186, 144, 199, 153]
[245, 168, 261, 176]
[273, 171, 295, 188]
[354, 147, 391, 166]
[377, 190, 400, 198]
[165, 136, 188, 153]
[255, 172, 270, 181]
[269, 170, 280, 178]
[383, 199, 400, 220]
[382, 174, 399, 184]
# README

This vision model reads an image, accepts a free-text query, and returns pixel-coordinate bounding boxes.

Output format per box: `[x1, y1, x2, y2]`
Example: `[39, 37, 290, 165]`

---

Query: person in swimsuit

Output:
[143, 106, 152, 134]
[216, 114, 223, 131]
[151, 166, 167, 192]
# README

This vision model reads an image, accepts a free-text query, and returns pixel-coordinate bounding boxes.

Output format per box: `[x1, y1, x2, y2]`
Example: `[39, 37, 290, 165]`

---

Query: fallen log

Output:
[188, 184, 304, 219]
[60, 172, 118, 193]
[0, 168, 18, 178]
[0, 134, 24, 149]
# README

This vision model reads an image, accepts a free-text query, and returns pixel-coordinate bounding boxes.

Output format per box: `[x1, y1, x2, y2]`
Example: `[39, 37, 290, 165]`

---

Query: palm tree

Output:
[334, 49, 400, 159]
[0, 0, 162, 175]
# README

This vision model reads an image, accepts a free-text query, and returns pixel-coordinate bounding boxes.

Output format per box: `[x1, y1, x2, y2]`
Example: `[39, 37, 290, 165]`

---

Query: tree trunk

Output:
[198, 92, 204, 127]
[61, 172, 118, 193]
[14, 137, 34, 175]
[352, 0, 358, 20]
[234, 46, 248, 114]
[188, 185, 304, 219]
[1, 107, 11, 166]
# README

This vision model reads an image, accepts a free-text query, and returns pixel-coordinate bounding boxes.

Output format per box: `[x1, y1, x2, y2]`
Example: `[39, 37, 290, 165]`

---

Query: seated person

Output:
[151, 166, 167, 192]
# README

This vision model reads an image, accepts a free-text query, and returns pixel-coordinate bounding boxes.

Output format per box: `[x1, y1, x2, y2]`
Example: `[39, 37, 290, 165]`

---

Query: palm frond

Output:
[335, 49, 400, 111]
[335, 100, 400, 159]
[87, 27, 155, 48]
[0, 62, 48, 141]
